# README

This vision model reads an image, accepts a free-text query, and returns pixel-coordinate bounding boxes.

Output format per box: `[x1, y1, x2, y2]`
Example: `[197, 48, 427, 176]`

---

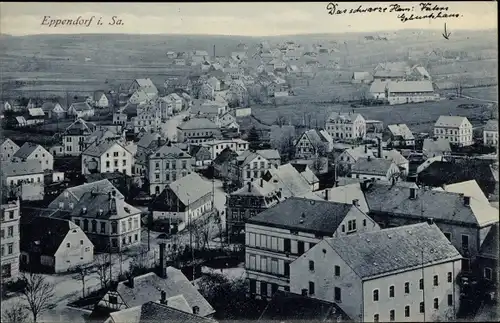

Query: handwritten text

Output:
[41, 16, 124, 28]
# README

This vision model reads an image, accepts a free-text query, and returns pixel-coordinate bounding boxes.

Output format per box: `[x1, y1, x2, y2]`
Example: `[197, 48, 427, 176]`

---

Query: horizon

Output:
[1, 2, 497, 36]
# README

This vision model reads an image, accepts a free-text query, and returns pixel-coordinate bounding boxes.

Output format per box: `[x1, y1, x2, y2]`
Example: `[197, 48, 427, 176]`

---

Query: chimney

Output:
[409, 188, 417, 199]
[301, 289, 308, 296]
[463, 196, 470, 206]
[127, 276, 135, 288]
[427, 218, 434, 225]
[247, 182, 251, 192]
[109, 197, 116, 213]
[325, 189, 329, 201]
[160, 290, 167, 304]
[159, 242, 167, 278]
[108, 191, 111, 200]
[367, 155, 371, 161]
[352, 199, 359, 206]
[192, 306, 200, 315]
[335, 180, 339, 187]
[377, 137, 382, 158]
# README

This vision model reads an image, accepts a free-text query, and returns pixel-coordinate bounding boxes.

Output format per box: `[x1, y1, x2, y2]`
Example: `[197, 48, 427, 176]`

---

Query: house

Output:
[164, 93, 183, 113]
[93, 91, 110, 108]
[387, 81, 439, 105]
[148, 143, 194, 195]
[1, 198, 21, 282]
[290, 223, 462, 322]
[422, 138, 452, 159]
[1, 160, 45, 200]
[191, 50, 210, 64]
[26, 108, 45, 125]
[352, 72, 373, 84]
[483, 120, 498, 147]
[228, 80, 248, 106]
[368, 80, 389, 100]
[164, 77, 192, 95]
[128, 78, 158, 97]
[150, 172, 213, 232]
[177, 118, 221, 144]
[434, 116, 473, 147]
[387, 124, 415, 147]
[82, 140, 133, 176]
[188, 145, 212, 168]
[212, 148, 239, 181]
[233, 150, 280, 184]
[67, 102, 95, 119]
[263, 163, 313, 198]
[19, 216, 94, 273]
[226, 179, 284, 241]
[12, 142, 54, 170]
[61, 118, 98, 157]
[374, 148, 410, 176]
[132, 105, 161, 134]
[326, 112, 367, 141]
[47, 179, 123, 213]
[336, 145, 375, 171]
[41, 101, 67, 119]
[103, 301, 217, 323]
[98, 260, 214, 317]
[363, 181, 499, 271]
[83, 126, 126, 150]
[15, 116, 27, 127]
[313, 183, 369, 213]
[408, 65, 432, 81]
[199, 83, 214, 100]
[113, 112, 128, 125]
[294, 129, 333, 159]
[260, 290, 351, 322]
[290, 163, 320, 191]
[129, 90, 156, 105]
[235, 106, 251, 117]
[219, 112, 239, 131]
[476, 223, 498, 286]
[350, 156, 401, 182]
[245, 197, 380, 298]
[207, 76, 221, 91]
[201, 138, 249, 160]
[70, 190, 141, 252]
[1, 138, 20, 161]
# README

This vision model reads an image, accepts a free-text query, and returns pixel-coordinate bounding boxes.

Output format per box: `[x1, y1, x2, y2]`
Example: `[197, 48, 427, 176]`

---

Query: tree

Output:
[311, 155, 327, 174]
[20, 273, 55, 323]
[94, 253, 111, 289]
[247, 126, 260, 150]
[2, 302, 30, 323]
[72, 265, 92, 298]
[277, 132, 296, 163]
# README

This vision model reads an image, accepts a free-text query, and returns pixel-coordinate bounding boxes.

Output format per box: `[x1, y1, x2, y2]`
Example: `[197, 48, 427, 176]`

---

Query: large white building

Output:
[386, 81, 439, 105]
[434, 116, 473, 147]
[1, 198, 21, 282]
[1, 138, 20, 162]
[290, 223, 462, 323]
[12, 142, 54, 171]
[483, 120, 498, 148]
[201, 138, 249, 160]
[245, 197, 380, 299]
[81, 141, 133, 176]
[62, 118, 97, 156]
[326, 112, 366, 141]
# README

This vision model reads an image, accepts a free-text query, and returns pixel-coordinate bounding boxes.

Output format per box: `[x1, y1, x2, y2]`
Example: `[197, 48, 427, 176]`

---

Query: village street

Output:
[161, 110, 190, 141]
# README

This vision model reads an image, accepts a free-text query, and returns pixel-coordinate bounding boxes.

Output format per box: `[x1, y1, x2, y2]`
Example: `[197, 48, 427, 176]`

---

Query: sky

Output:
[0, 2, 497, 36]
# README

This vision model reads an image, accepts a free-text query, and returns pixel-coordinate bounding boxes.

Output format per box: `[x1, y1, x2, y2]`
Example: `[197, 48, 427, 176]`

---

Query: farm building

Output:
[352, 72, 373, 84]
[386, 81, 439, 105]
[67, 102, 95, 119]
[369, 80, 388, 100]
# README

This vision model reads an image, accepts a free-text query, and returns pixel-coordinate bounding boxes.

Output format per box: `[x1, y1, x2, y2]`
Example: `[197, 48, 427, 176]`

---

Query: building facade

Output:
[201, 139, 249, 160]
[326, 112, 366, 141]
[1, 198, 21, 282]
[434, 116, 473, 147]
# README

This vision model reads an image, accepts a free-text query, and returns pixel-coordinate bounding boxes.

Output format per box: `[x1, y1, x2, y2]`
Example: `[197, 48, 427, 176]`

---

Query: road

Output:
[161, 110, 190, 141]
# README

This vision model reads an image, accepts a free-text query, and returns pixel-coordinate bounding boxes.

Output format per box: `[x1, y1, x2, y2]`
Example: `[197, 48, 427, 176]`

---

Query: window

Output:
[297, 241, 304, 255]
[309, 281, 315, 295]
[419, 278, 424, 290]
[484, 267, 492, 280]
[448, 294, 453, 306]
[8, 226, 14, 237]
[101, 222, 106, 233]
[0, 229, 3, 238]
[389, 310, 395, 321]
[373, 289, 379, 301]
[347, 219, 356, 232]
[113, 152, 119, 157]
[447, 272, 452, 282]
[83, 219, 89, 231]
[8, 243, 13, 254]
[309, 260, 314, 271]
[122, 160, 126, 166]
[91, 220, 97, 232]
[109, 295, 118, 304]
[284, 262, 290, 277]
[2, 264, 12, 278]
[8, 211, 14, 219]
[444, 232, 451, 241]
[434, 298, 439, 309]
[433, 275, 439, 286]
[66, 242, 71, 248]
[111, 221, 117, 234]
[404, 282, 410, 294]
[405, 306, 410, 317]
[389, 285, 395, 297]
[374, 314, 379, 322]
[420, 302, 425, 313]
[334, 287, 341, 302]
[114, 160, 118, 167]
[261, 281, 268, 297]
[341, 224, 345, 232]
[106, 161, 110, 168]
[461, 235, 469, 249]
[334, 265, 340, 276]
[363, 219, 366, 227]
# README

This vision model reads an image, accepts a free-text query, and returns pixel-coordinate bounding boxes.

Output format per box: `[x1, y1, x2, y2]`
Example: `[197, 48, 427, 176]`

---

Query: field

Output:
[251, 97, 494, 134]
[462, 86, 498, 102]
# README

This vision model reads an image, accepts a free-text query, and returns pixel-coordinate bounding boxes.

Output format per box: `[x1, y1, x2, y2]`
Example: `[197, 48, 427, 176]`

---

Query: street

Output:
[161, 110, 190, 141]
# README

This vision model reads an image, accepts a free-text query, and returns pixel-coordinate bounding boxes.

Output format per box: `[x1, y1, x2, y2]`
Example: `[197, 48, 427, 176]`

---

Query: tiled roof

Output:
[351, 157, 395, 176]
[260, 290, 351, 322]
[1, 160, 44, 177]
[248, 197, 354, 235]
[93, 90, 107, 101]
[115, 270, 215, 317]
[20, 217, 80, 255]
[316, 183, 369, 213]
[376, 149, 409, 166]
[83, 141, 128, 158]
[13, 142, 41, 159]
[265, 164, 311, 198]
[324, 223, 461, 279]
[256, 149, 280, 160]
[364, 182, 498, 226]
[151, 144, 191, 159]
[435, 116, 469, 128]
[484, 120, 498, 132]
[422, 138, 452, 155]
[353, 71, 373, 81]
[70, 192, 141, 220]
[169, 172, 212, 205]
[374, 69, 406, 78]
[387, 124, 415, 140]
[64, 118, 96, 136]
[178, 118, 218, 130]
[388, 81, 434, 93]
[479, 223, 498, 260]
[70, 102, 93, 111]
[290, 163, 319, 185]
[137, 133, 161, 149]
[327, 111, 364, 123]
[232, 178, 282, 198]
[369, 80, 388, 93]
[28, 107, 45, 117]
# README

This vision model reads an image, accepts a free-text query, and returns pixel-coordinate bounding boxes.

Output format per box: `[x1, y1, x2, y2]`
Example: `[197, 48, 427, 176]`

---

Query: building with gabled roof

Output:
[326, 112, 366, 142]
[245, 197, 380, 299]
[1, 138, 20, 161]
[67, 102, 95, 119]
[294, 129, 333, 159]
[177, 118, 220, 144]
[148, 143, 194, 195]
[350, 156, 401, 183]
[12, 142, 53, 170]
[19, 216, 94, 273]
[62, 118, 97, 156]
[263, 163, 312, 198]
[387, 123, 415, 147]
[434, 115, 473, 147]
[81, 140, 133, 176]
[422, 138, 452, 159]
[129, 78, 158, 96]
[483, 119, 498, 147]
[386, 80, 438, 105]
[150, 172, 213, 232]
[290, 222, 462, 322]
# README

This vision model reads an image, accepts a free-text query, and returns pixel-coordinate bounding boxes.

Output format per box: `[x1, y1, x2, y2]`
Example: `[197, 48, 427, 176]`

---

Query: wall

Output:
[98, 144, 133, 176]
[1, 200, 21, 282]
[149, 155, 194, 195]
[54, 227, 94, 273]
[64, 135, 85, 156]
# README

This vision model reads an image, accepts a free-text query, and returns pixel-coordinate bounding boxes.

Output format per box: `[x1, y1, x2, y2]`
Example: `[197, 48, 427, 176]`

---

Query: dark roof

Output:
[417, 160, 497, 197]
[64, 118, 96, 136]
[351, 157, 395, 176]
[247, 197, 354, 235]
[213, 147, 238, 165]
[324, 222, 461, 279]
[12, 142, 41, 159]
[20, 216, 75, 255]
[290, 163, 307, 173]
[479, 223, 499, 260]
[69, 192, 141, 220]
[260, 290, 351, 322]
